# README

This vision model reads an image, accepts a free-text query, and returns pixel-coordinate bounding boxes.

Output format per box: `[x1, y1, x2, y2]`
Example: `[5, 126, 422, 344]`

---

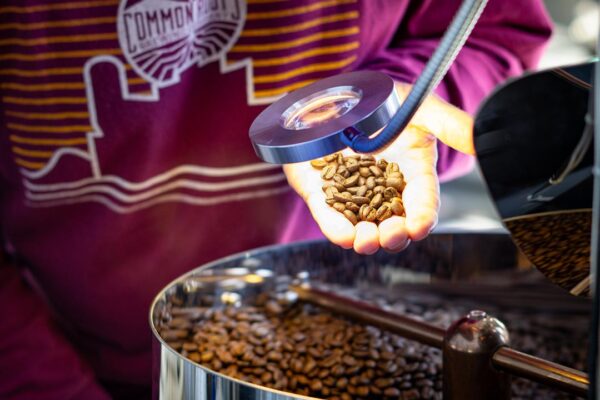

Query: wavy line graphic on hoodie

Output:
[26, 187, 290, 214]
[22, 55, 287, 212]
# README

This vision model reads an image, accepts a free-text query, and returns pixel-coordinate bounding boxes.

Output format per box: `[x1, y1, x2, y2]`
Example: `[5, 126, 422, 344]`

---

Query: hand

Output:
[284, 82, 474, 254]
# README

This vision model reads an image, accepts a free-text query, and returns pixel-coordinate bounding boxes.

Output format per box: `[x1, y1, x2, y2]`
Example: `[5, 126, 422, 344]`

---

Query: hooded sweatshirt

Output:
[0, 0, 551, 398]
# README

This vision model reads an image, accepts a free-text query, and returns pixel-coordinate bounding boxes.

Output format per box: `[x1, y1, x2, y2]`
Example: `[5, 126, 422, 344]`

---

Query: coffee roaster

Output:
[151, 0, 599, 397]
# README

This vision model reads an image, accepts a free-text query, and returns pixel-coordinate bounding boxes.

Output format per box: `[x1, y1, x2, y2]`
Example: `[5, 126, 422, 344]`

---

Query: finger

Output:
[394, 82, 474, 155]
[353, 221, 380, 255]
[402, 174, 439, 241]
[378, 216, 410, 252]
[427, 101, 475, 155]
[306, 191, 355, 249]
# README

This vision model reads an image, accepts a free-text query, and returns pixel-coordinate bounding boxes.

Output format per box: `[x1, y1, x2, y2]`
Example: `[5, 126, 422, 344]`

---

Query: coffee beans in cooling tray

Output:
[157, 288, 587, 400]
[160, 296, 441, 400]
[311, 153, 406, 225]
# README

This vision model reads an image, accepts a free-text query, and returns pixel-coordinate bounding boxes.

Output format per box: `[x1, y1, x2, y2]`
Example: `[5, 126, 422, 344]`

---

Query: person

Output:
[0, 0, 551, 398]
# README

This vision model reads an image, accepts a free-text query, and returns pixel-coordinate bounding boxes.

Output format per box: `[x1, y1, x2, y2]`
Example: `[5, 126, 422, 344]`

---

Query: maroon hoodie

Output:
[0, 0, 551, 398]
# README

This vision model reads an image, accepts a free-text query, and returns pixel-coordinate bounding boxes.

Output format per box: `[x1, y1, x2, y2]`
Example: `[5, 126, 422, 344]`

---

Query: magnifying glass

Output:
[249, 0, 488, 164]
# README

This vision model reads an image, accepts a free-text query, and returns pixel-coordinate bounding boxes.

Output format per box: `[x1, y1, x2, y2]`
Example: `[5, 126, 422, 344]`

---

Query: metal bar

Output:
[292, 285, 590, 397]
[493, 347, 589, 398]
[290, 285, 445, 347]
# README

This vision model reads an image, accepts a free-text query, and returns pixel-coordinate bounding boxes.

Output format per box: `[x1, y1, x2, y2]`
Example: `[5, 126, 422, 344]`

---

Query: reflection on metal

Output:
[475, 61, 594, 296]
[493, 347, 589, 398]
[150, 235, 590, 399]
[291, 284, 445, 348]
[444, 310, 511, 400]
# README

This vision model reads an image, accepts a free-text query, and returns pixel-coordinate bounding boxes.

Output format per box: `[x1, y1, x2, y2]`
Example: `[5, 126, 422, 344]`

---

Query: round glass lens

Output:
[281, 86, 362, 130]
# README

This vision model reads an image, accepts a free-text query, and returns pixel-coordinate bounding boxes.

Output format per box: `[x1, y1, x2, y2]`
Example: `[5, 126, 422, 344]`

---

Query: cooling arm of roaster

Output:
[291, 284, 590, 400]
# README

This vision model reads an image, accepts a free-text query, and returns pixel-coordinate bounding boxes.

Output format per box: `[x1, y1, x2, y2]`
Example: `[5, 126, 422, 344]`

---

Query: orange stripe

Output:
[241, 12, 358, 37]
[8, 123, 91, 134]
[5, 110, 89, 120]
[0, 64, 131, 77]
[1, 82, 85, 91]
[10, 135, 88, 146]
[253, 56, 356, 83]
[0, 67, 82, 77]
[3, 96, 87, 106]
[129, 77, 148, 85]
[239, 42, 360, 67]
[0, 48, 121, 61]
[0, 16, 116, 31]
[0, 32, 118, 47]
[14, 158, 45, 170]
[247, 0, 356, 20]
[231, 27, 359, 52]
[0, 1, 118, 15]
[1, 77, 144, 92]
[255, 79, 317, 98]
[12, 147, 53, 158]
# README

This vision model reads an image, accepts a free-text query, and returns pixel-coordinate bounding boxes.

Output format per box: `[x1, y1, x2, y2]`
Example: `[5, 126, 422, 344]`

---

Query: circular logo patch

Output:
[117, 0, 246, 86]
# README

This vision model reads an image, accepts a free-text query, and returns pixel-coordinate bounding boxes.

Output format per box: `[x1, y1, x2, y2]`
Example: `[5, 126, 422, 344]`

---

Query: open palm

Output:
[284, 83, 474, 254]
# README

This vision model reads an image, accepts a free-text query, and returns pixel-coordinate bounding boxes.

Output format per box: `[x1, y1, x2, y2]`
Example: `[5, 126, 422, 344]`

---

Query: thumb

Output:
[395, 82, 475, 156]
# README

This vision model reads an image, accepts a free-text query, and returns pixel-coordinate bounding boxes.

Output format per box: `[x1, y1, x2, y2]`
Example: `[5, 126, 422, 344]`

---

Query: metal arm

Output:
[343, 0, 488, 153]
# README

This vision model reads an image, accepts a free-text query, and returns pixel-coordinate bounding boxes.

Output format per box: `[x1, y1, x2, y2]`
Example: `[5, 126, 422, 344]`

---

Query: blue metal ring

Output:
[249, 71, 399, 164]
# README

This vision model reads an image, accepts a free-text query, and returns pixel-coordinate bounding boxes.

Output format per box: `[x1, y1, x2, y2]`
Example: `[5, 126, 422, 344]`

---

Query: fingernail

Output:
[387, 236, 406, 250]
[389, 239, 410, 252]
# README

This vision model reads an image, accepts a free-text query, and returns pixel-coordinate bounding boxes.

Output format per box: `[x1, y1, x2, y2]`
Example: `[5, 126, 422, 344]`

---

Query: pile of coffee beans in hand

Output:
[310, 153, 406, 225]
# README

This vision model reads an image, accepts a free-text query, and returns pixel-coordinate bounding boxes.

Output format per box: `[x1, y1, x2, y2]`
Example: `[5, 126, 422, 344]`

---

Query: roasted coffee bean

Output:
[332, 174, 345, 185]
[161, 329, 189, 341]
[310, 159, 328, 169]
[345, 158, 359, 172]
[386, 162, 400, 175]
[351, 195, 370, 205]
[325, 186, 337, 199]
[366, 176, 376, 190]
[343, 174, 359, 187]
[321, 165, 336, 179]
[390, 198, 405, 216]
[384, 387, 401, 397]
[386, 177, 404, 190]
[359, 167, 371, 177]
[333, 202, 346, 212]
[345, 202, 360, 213]
[323, 153, 336, 163]
[376, 205, 393, 222]
[333, 192, 352, 203]
[370, 193, 383, 208]
[337, 165, 350, 178]
[384, 187, 399, 200]
[343, 210, 358, 225]
[369, 165, 383, 177]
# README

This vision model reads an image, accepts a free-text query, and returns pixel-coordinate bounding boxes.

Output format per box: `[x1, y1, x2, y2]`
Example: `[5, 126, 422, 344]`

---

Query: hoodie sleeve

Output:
[0, 262, 111, 400]
[358, 0, 553, 181]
